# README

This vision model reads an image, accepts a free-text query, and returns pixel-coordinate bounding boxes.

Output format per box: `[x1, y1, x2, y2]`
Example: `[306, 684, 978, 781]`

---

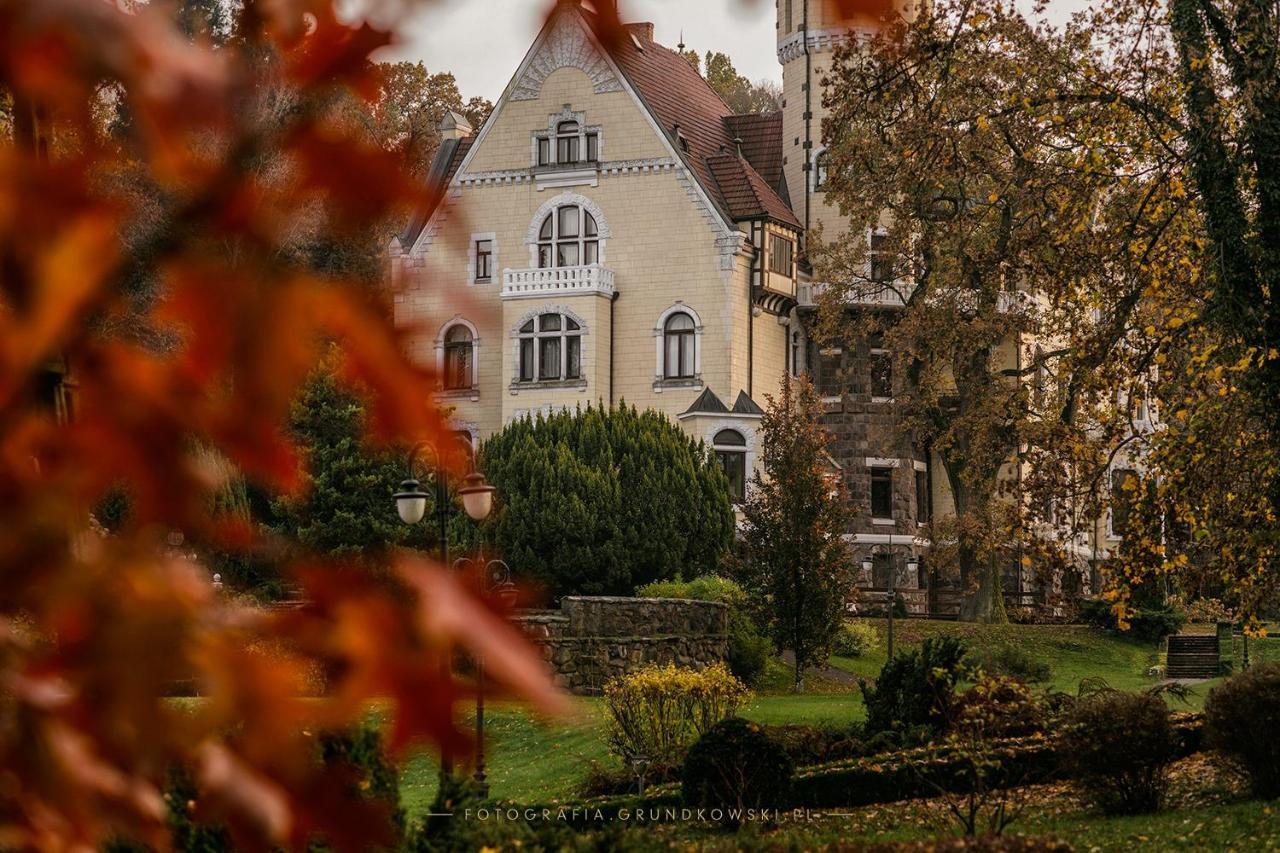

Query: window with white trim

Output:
[870, 466, 894, 520]
[869, 232, 895, 283]
[442, 324, 475, 391]
[714, 429, 747, 504]
[537, 205, 600, 268]
[814, 150, 830, 190]
[474, 238, 493, 282]
[663, 312, 696, 379]
[537, 120, 599, 167]
[517, 313, 582, 383]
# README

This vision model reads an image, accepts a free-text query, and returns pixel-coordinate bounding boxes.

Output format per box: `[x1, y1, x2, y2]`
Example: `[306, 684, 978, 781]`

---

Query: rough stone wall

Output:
[513, 596, 729, 695]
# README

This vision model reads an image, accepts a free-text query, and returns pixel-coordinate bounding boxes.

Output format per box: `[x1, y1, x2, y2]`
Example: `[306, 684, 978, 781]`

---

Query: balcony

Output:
[502, 265, 616, 300]
[798, 281, 912, 308]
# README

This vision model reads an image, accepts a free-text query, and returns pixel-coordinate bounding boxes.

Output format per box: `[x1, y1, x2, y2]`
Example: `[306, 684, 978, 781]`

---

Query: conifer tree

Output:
[737, 376, 854, 692]
[479, 404, 735, 598]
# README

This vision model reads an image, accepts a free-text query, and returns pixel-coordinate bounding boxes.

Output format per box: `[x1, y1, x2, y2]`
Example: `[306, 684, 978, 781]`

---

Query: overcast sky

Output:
[368, 0, 1096, 102]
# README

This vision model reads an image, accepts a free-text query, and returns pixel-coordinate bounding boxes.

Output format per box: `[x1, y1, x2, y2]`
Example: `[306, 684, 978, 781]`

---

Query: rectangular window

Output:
[915, 468, 931, 524]
[870, 467, 893, 520]
[537, 137, 551, 166]
[474, 239, 493, 282]
[1110, 468, 1137, 537]
[813, 348, 843, 396]
[870, 349, 892, 399]
[519, 338, 535, 382]
[870, 232, 895, 283]
[557, 134, 579, 164]
[586, 132, 599, 163]
[566, 336, 581, 380]
[717, 450, 747, 504]
[768, 233, 794, 275]
[539, 336, 561, 380]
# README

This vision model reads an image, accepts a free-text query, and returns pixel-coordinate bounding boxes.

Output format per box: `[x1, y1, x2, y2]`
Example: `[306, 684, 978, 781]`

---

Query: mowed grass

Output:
[398, 620, 1218, 811]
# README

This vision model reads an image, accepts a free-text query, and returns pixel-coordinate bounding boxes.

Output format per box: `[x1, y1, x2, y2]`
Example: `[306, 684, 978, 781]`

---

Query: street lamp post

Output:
[393, 440, 496, 782]
[453, 555, 515, 798]
[863, 550, 919, 663]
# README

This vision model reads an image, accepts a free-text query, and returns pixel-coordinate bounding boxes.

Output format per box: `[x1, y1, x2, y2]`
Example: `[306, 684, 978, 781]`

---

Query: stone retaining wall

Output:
[514, 596, 729, 695]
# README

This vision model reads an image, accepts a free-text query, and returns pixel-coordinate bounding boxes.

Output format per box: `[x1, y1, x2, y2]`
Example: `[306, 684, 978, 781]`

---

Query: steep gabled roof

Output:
[399, 135, 473, 249]
[730, 390, 765, 416]
[682, 387, 731, 416]
[707, 152, 802, 228]
[607, 22, 799, 231]
[723, 112, 788, 202]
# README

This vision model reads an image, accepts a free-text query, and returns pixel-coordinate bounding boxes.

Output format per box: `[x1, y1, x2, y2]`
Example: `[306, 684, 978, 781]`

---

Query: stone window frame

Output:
[509, 304, 591, 393]
[434, 316, 480, 398]
[531, 106, 603, 169]
[524, 191, 612, 268]
[695, 417, 760, 504]
[467, 232, 498, 285]
[866, 457, 899, 525]
[652, 302, 704, 391]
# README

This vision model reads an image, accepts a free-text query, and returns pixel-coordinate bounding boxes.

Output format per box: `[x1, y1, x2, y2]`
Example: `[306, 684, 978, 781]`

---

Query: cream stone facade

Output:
[394, 0, 1129, 614]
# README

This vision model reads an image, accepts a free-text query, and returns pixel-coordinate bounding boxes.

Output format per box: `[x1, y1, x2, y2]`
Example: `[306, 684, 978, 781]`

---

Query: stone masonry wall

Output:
[514, 596, 729, 695]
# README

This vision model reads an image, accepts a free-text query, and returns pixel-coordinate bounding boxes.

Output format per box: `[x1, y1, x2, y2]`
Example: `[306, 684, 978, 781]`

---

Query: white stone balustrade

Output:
[502, 264, 615, 300]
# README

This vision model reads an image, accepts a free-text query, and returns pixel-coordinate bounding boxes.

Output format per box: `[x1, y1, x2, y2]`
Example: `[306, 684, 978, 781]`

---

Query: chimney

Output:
[624, 22, 655, 42]
[438, 110, 473, 142]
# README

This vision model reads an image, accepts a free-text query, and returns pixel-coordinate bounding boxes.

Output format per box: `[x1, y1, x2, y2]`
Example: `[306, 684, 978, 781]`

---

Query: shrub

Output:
[952, 676, 1047, 739]
[681, 718, 794, 822]
[1060, 690, 1176, 814]
[480, 405, 736, 597]
[862, 637, 968, 736]
[1179, 596, 1235, 624]
[967, 644, 1052, 684]
[764, 723, 864, 766]
[833, 621, 880, 657]
[639, 576, 772, 686]
[1205, 662, 1280, 798]
[1079, 599, 1186, 643]
[603, 663, 748, 769]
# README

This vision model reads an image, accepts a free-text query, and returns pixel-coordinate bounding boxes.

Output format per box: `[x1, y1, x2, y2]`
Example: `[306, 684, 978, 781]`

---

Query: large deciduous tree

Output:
[478, 405, 736, 599]
[737, 376, 854, 692]
[366, 61, 492, 173]
[812, 0, 1197, 621]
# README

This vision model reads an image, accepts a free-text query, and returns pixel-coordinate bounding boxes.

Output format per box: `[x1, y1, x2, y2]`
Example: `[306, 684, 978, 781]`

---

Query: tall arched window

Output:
[814, 150, 830, 190]
[714, 429, 747, 504]
[556, 120, 580, 163]
[538, 205, 599, 268]
[518, 313, 582, 382]
[663, 312, 696, 379]
[442, 324, 474, 390]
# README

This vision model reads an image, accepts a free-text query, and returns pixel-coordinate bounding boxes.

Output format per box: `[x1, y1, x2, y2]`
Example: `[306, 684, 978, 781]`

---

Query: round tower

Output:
[777, 0, 919, 244]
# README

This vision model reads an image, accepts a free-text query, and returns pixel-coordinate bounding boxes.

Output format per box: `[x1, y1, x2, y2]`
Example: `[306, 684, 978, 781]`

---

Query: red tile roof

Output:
[608, 22, 799, 230]
[723, 112, 788, 200]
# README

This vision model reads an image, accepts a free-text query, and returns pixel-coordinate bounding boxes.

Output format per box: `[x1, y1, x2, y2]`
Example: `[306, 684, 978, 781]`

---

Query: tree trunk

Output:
[948, 468, 1008, 624]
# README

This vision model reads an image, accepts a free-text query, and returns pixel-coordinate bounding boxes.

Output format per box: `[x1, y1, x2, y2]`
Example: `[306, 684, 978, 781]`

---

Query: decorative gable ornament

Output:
[511, 11, 623, 101]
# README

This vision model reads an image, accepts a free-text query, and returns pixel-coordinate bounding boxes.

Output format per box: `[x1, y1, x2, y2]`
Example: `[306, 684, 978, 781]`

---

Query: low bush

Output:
[966, 645, 1052, 684]
[603, 663, 748, 769]
[951, 676, 1047, 739]
[637, 575, 772, 686]
[681, 717, 793, 823]
[764, 723, 864, 766]
[1060, 690, 1177, 814]
[833, 621, 880, 657]
[861, 637, 968, 736]
[1205, 662, 1280, 798]
[1079, 599, 1186, 643]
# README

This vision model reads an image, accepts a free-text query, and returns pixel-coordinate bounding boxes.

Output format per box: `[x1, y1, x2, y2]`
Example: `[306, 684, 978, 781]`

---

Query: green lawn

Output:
[399, 620, 1228, 812]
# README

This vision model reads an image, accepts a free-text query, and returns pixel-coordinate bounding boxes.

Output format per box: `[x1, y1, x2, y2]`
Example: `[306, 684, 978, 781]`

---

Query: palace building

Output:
[391, 0, 1129, 613]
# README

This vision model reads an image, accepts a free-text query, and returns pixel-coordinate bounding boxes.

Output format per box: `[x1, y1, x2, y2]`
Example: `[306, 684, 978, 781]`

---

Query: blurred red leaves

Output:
[0, 0, 566, 849]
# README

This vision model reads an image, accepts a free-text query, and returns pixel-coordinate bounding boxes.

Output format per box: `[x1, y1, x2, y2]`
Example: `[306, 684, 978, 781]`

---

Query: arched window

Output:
[713, 429, 747, 504]
[556, 120, 580, 164]
[663, 312, 696, 379]
[537, 206, 599, 268]
[518, 313, 582, 382]
[814, 150, 830, 190]
[442, 324, 474, 390]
